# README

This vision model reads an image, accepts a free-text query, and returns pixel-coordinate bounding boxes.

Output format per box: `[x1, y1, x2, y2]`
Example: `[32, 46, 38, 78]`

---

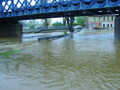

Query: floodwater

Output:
[0, 30, 120, 90]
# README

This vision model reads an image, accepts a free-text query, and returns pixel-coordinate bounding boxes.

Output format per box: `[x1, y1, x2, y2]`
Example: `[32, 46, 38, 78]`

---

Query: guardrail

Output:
[40, 26, 69, 29]
[23, 26, 69, 32]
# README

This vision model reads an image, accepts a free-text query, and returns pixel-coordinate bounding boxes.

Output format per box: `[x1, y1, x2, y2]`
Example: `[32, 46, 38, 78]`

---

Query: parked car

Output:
[74, 25, 82, 29]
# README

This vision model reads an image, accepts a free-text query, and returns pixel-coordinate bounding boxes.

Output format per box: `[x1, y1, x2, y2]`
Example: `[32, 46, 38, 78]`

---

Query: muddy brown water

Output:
[0, 30, 120, 90]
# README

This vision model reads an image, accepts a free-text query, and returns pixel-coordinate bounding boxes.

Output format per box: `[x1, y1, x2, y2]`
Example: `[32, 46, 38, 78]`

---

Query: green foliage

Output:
[73, 23, 80, 26]
[43, 19, 51, 26]
[29, 24, 34, 29]
[63, 17, 66, 26]
[53, 21, 62, 26]
[19, 20, 26, 27]
[28, 20, 39, 29]
[28, 28, 30, 30]
[64, 31, 67, 34]
[0, 50, 21, 57]
[75, 17, 84, 26]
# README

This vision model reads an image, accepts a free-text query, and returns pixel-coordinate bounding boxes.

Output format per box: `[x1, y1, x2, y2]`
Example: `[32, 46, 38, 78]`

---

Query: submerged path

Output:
[38, 32, 77, 41]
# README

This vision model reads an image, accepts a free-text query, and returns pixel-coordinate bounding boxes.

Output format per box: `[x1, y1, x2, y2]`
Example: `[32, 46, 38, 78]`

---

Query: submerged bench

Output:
[38, 33, 73, 41]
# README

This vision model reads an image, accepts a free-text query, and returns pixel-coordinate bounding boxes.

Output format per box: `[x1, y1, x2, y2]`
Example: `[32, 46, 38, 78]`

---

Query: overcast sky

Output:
[51, 18, 63, 24]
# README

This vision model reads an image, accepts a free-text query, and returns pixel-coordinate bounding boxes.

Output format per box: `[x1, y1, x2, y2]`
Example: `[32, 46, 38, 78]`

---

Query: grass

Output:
[64, 31, 67, 34]
[0, 50, 21, 57]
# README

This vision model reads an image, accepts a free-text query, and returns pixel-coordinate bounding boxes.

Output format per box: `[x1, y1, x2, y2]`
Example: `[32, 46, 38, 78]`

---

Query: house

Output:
[84, 15, 116, 29]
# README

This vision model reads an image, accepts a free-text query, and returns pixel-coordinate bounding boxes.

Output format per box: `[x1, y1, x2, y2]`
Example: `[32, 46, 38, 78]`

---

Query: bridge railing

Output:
[23, 26, 69, 32]
[0, 0, 120, 19]
[1, 0, 75, 8]
[0, 0, 110, 12]
[40, 26, 69, 29]
[0, 0, 79, 17]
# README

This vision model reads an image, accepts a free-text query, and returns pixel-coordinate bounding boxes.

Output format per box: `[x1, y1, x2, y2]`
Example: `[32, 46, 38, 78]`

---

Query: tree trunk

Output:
[45, 18, 48, 29]
[65, 17, 75, 33]
[63, 17, 66, 26]
[45, 18, 48, 26]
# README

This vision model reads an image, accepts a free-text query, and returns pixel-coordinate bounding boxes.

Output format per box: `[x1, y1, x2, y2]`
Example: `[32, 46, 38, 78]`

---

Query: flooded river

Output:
[0, 30, 120, 90]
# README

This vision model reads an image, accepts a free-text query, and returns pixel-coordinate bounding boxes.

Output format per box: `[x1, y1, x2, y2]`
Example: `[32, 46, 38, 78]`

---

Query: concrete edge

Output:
[38, 32, 77, 41]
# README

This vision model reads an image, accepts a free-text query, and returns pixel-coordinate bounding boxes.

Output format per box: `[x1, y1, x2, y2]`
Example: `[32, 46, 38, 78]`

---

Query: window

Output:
[107, 24, 109, 27]
[94, 17, 96, 21]
[103, 16, 105, 21]
[103, 24, 105, 27]
[99, 23, 101, 25]
[113, 24, 114, 27]
[111, 24, 112, 27]
[93, 24, 96, 27]
[111, 16, 113, 21]
[90, 17, 92, 21]
[107, 16, 109, 21]
[99, 17, 101, 21]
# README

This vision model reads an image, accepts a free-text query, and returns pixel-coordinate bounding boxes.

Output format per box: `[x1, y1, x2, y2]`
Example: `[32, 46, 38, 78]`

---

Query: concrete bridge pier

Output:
[114, 15, 120, 39]
[0, 20, 22, 37]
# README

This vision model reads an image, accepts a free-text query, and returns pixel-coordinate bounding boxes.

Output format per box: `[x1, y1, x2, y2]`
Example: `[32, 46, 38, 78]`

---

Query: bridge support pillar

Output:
[0, 20, 22, 37]
[114, 15, 120, 39]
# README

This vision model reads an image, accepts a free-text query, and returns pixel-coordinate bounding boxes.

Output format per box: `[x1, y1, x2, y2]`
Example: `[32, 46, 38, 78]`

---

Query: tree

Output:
[19, 20, 26, 27]
[75, 17, 84, 26]
[65, 17, 75, 32]
[45, 18, 48, 27]
[28, 20, 39, 29]
[29, 24, 34, 29]
[53, 21, 62, 26]
[63, 17, 66, 26]
[43, 19, 51, 26]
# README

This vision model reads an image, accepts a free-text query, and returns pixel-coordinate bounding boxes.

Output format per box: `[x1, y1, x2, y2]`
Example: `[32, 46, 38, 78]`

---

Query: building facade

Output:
[84, 15, 116, 29]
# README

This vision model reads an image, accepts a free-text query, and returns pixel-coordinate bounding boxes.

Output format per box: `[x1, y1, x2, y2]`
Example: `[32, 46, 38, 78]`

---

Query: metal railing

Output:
[23, 26, 69, 32]
[39, 26, 69, 29]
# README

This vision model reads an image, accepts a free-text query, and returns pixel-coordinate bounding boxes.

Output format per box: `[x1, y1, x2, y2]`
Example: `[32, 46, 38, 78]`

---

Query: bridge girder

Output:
[0, 0, 120, 20]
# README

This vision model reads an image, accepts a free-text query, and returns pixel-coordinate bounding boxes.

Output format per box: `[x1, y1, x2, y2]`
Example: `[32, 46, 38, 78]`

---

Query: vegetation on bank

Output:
[53, 21, 63, 26]
[64, 31, 67, 34]
[21, 16, 85, 31]
[0, 50, 21, 57]
[93, 27, 101, 30]
[93, 27, 114, 30]
[73, 17, 84, 26]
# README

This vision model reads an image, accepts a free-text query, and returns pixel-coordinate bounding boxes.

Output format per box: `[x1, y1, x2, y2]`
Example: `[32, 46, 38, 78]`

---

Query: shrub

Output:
[93, 27, 101, 30]
[102, 27, 110, 30]
[64, 31, 67, 34]
[73, 23, 79, 26]
[28, 28, 30, 30]
[53, 21, 63, 26]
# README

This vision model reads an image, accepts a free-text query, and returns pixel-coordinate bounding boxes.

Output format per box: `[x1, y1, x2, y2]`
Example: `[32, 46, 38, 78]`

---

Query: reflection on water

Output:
[0, 30, 120, 90]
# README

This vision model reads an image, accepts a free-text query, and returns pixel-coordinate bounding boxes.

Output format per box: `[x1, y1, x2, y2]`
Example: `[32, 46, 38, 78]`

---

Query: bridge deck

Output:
[0, 0, 120, 21]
